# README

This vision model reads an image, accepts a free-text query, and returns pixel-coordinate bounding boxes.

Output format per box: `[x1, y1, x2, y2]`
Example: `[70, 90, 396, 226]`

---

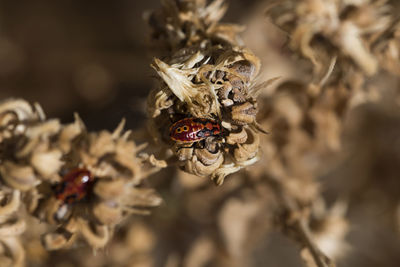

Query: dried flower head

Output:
[36, 118, 164, 250]
[0, 99, 47, 266]
[147, 0, 271, 185]
[267, 0, 393, 77]
[0, 99, 164, 251]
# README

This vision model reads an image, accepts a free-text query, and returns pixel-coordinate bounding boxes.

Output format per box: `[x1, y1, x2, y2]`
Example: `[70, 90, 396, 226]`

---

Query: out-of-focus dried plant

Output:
[254, 1, 400, 266]
[266, 0, 395, 77]
[0, 98, 164, 255]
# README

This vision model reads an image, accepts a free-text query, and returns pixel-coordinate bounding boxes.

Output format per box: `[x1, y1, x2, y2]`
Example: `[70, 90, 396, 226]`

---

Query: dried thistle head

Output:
[0, 99, 164, 251]
[147, 0, 243, 52]
[0, 99, 56, 191]
[267, 0, 393, 77]
[36, 119, 164, 250]
[0, 99, 46, 266]
[147, 0, 271, 185]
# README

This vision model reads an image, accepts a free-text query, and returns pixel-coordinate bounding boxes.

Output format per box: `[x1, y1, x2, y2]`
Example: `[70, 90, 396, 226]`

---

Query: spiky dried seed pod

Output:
[147, 0, 270, 184]
[0, 99, 49, 266]
[267, 0, 393, 77]
[0, 99, 60, 191]
[147, 0, 241, 52]
[37, 119, 163, 250]
[0, 98, 164, 252]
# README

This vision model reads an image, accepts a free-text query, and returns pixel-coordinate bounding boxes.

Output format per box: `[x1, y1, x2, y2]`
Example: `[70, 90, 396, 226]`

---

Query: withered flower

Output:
[147, 0, 271, 185]
[0, 99, 45, 266]
[36, 118, 164, 250]
[267, 0, 392, 77]
[0, 99, 164, 252]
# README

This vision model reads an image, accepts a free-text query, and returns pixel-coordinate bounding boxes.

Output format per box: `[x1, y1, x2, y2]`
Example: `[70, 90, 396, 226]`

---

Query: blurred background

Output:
[0, 0, 261, 130]
[1, 0, 400, 266]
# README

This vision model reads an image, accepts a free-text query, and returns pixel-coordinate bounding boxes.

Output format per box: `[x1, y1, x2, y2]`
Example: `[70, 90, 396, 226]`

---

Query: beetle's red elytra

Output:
[54, 168, 94, 205]
[170, 118, 222, 143]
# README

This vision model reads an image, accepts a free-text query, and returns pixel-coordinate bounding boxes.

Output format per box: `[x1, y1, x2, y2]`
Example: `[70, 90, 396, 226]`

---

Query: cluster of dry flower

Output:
[1, 0, 400, 266]
[146, 0, 278, 185]
[0, 99, 164, 266]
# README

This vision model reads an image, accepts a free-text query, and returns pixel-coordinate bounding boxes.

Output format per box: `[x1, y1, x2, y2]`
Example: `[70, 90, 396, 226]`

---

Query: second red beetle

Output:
[54, 168, 94, 205]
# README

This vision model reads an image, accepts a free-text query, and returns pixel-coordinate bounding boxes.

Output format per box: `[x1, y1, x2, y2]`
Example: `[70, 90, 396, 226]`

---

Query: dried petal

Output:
[0, 162, 38, 191]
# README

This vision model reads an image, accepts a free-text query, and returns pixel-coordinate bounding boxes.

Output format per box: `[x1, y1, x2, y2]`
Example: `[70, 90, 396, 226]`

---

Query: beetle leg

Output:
[197, 139, 206, 149]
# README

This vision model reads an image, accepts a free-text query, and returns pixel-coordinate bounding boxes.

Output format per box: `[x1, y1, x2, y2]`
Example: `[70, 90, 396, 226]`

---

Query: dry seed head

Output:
[267, 0, 393, 77]
[38, 119, 163, 250]
[0, 99, 163, 251]
[147, 0, 241, 51]
[147, 0, 271, 185]
[0, 99, 51, 266]
[0, 100, 32, 265]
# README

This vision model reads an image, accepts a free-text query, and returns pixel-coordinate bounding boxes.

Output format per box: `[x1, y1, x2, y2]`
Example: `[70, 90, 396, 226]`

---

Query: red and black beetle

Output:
[54, 168, 94, 205]
[170, 117, 222, 143]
